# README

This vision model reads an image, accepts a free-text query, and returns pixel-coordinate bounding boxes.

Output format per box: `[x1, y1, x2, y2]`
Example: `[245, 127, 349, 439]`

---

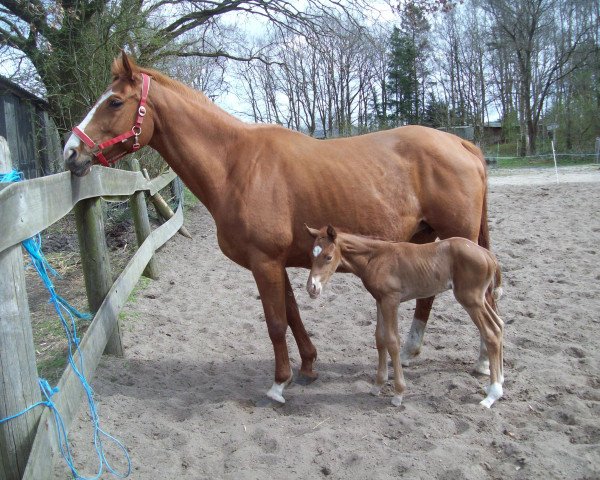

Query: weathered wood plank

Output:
[0, 137, 42, 480]
[74, 197, 123, 356]
[0, 166, 176, 253]
[124, 159, 159, 280]
[22, 203, 183, 480]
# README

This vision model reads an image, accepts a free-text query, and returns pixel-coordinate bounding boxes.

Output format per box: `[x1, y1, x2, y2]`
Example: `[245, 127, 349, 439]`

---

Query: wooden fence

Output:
[0, 136, 185, 479]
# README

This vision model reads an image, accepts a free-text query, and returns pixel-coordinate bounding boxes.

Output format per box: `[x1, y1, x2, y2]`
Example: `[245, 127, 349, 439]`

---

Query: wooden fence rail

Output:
[0, 137, 185, 479]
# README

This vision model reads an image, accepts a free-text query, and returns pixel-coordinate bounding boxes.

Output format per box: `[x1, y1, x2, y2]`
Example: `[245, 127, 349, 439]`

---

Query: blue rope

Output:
[0, 169, 131, 479]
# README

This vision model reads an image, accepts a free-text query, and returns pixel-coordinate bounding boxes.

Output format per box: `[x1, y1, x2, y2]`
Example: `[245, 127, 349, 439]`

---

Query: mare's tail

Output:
[492, 259, 503, 301]
[461, 140, 491, 251]
[462, 140, 499, 308]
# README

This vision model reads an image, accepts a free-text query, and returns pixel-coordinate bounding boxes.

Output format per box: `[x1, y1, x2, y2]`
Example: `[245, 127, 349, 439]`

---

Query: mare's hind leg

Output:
[252, 259, 293, 403]
[401, 230, 437, 366]
[371, 302, 388, 396]
[284, 272, 318, 383]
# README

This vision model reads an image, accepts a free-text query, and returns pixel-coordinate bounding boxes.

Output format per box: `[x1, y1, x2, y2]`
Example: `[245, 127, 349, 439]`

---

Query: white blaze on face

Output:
[63, 89, 114, 160]
[313, 245, 322, 258]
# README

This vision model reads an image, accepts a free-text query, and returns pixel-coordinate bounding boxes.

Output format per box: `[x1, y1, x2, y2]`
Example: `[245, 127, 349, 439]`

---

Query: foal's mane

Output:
[337, 231, 392, 255]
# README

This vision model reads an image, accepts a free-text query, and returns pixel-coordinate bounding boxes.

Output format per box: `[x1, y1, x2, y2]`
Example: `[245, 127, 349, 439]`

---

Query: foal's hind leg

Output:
[371, 302, 389, 397]
[464, 303, 504, 408]
[284, 272, 318, 384]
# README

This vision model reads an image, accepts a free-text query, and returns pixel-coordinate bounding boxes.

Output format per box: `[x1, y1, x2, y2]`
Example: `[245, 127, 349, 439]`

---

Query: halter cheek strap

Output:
[73, 73, 151, 167]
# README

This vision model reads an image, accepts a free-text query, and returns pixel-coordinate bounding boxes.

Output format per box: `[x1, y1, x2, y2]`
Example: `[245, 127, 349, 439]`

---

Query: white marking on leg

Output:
[474, 336, 490, 375]
[63, 89, 114, 158]
[480, 382, 503, 408]
[266, 382, 287, 404]
[400, 318, 427, 366]
[391, 395, 403, 407]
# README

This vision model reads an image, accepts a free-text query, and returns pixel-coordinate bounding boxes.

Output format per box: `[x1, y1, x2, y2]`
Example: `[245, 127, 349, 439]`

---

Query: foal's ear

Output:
[304, 224, 319, 238]
[120, 50, 136, 82]
[326, 225, 337, 241]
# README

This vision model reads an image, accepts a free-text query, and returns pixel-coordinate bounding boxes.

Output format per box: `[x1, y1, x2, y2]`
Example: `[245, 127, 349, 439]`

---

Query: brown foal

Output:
[306, 225, 504, 408]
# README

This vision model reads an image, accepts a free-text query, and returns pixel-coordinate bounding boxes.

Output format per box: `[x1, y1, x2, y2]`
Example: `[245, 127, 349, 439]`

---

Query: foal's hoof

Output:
[391, 395, 403, 407]
[370, 386, 382, 397]
[296, 370, 319, 386]
[479, 382, 503, 408]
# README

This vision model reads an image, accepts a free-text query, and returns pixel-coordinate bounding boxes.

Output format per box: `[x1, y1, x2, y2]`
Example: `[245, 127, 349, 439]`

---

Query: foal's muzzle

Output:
[306, 276, 322, 299]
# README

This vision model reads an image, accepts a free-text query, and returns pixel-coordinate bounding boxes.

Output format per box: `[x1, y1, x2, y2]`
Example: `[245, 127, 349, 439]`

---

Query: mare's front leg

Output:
[252, 259, 293, 403]
[370, 302, 388, 397]
[381, 296, 406, 407]
[284, 272, 318, 383]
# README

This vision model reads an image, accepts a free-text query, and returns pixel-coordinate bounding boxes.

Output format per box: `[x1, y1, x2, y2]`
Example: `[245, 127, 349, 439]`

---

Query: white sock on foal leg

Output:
[480, 382, 503, 408]
[473, 336, 491, 375]
[391, 395, 403, 407]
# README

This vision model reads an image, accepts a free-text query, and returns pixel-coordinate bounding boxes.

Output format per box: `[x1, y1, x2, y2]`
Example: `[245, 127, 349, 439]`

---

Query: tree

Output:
[485, 0, 596, 155]
[0, 0, 372, 134]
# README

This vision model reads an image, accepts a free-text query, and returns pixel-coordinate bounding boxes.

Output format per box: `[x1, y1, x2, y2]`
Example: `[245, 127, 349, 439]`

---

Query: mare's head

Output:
[64, 52, 155, 176]
[305, 224, 342, 299]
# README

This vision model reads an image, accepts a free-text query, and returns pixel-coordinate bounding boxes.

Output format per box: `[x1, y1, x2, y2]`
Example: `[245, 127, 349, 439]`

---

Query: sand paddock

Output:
[57, 166, 600, 479]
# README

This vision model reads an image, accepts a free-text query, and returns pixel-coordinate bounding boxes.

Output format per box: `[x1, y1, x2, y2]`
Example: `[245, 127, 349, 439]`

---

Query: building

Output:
[0, 76, 62, 178]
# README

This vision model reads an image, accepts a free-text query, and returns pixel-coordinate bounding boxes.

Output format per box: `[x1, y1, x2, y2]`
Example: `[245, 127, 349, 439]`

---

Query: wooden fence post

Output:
[124, 158, 159, 280]
[74, 197, 123, 356]
[0, 136, 42, 480]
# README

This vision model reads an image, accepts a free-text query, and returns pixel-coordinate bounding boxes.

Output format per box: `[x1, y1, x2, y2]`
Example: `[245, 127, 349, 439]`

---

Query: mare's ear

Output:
[326, 225, 337, 241]
[121, 50, 135, 82]
[304, 224, 319, 238]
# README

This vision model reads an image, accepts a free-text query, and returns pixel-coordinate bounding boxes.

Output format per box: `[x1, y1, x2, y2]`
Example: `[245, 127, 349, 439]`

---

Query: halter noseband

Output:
[72, 73, 151, 167]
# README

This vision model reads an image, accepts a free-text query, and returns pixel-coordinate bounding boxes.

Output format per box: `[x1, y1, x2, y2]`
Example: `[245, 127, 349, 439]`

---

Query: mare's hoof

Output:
[296, 371, 318, 386]
[400, 350, 419, 367]
[473, 361, 491, 376]
[256, 396, 285, 408]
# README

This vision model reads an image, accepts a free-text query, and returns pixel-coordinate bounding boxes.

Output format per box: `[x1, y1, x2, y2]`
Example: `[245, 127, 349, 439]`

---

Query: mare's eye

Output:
[325, 255, 333, 262]
[109, 99, 123, 108]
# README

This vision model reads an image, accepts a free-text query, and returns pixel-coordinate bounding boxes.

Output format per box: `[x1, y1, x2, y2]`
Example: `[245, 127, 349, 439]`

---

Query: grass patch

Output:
[488, 154, 596, 169]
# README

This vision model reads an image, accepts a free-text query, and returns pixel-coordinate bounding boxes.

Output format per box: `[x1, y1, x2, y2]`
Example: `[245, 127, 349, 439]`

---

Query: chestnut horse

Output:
[306, 225, 504, 408]
[63, 53, 493, 404]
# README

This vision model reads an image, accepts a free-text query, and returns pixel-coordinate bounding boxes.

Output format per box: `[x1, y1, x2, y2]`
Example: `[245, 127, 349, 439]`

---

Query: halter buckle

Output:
[138, 106, 146, 116]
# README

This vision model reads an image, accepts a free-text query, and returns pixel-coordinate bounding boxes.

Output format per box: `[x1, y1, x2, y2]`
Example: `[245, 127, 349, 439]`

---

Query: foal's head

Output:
[63, 52, 155, 176]
[305, 225, 342, 299]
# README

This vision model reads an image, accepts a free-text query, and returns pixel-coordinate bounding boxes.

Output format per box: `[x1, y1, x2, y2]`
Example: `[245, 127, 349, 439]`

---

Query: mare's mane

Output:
[111, 57, 213, 106]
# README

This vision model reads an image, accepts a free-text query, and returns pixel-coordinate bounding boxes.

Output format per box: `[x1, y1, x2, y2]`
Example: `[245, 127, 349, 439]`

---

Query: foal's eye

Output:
[108, 99, 123, 108]
[325, 255, 333, 262]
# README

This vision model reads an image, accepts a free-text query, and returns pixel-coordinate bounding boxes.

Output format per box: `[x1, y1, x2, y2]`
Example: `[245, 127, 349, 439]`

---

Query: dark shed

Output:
[0, 76, 62, 178]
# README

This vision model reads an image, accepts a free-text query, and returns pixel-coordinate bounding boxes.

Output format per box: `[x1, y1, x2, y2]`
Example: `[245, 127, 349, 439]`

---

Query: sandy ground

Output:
[57, 166, 600, 479]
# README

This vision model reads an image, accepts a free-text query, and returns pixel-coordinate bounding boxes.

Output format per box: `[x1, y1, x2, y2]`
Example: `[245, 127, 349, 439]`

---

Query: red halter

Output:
[73, 73, 151, 167]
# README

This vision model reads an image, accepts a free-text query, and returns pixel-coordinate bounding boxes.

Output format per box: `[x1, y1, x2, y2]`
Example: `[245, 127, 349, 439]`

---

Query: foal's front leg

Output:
[371, 302, 388, 397]
[381, 296, 406, 407]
